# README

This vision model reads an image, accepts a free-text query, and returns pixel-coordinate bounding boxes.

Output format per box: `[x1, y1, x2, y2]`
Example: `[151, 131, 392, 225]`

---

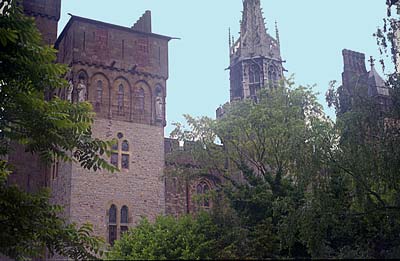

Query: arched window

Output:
[96, 80, 103, 104]
[111, 140, 118, 167]
[249, 64, 261, 98]
[249, 64, 260, 84]
[203, 184, 210, 207]
[122, 140, 129, 152]
[196, 184, 203, 194]
[118, 84, 124, 114]
[111, 141, 118, 151]
[120, 205, 129, 235]
[196, 181, 211, 209]
[121, 140, 129, 169]
[121, 206, 128, 223]
[268, 66, 278, 88]
[111, 135, 130, 169]
[109, 205, 117, 245]
[134, 88, 145, 113]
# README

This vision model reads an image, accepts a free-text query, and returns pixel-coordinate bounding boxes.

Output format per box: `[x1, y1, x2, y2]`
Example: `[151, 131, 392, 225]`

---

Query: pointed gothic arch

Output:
[112, 77, 131, 118]
[132, 80, 152, 123]
[268, 65, 279, 88]
[90, 72, 110, 113]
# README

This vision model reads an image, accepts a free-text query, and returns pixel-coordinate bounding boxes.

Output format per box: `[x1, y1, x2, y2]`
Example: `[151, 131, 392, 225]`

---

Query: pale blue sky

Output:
[58, 0, 390, 136]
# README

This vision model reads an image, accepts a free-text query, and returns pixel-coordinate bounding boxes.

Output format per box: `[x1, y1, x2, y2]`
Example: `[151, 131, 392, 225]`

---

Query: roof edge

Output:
[55, 14, 179, 48]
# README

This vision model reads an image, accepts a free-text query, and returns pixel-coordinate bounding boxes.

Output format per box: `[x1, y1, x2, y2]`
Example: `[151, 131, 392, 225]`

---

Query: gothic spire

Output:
[234, 0, 281, 60]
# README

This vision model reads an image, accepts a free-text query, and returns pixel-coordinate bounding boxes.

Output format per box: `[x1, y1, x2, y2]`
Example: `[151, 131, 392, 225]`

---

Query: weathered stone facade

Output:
[10, 0, 175, 248]
[164, 138, 220, 217]
[51, 119, 165, 240]
[23, 0, 61, 45]
[51, 12, 172, 243]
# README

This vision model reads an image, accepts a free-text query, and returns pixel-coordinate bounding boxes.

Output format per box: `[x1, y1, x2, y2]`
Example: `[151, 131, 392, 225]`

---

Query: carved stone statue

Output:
[155, 95, 163, 120]
[77, 78, 87, 102]
[66, 80, 74, 101]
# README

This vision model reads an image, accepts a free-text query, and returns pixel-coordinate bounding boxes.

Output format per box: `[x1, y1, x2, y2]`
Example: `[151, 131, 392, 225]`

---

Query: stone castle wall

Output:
[76, 118, 165, 240]
[51, 119, 165, 241]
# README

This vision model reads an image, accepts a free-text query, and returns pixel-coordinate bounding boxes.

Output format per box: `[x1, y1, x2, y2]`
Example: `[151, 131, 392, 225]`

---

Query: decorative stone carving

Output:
[66, 80, 74, 101]
[77, 78, 87, 102]
[155, 95, 163, 120]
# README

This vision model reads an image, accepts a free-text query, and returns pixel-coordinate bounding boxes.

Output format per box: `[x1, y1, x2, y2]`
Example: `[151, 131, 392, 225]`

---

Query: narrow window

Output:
[249, 64, 261, 98]
[108, 205, 117, 245]
[197, 184, 202, 194]
[111, 153, 118, 167]
[96, 80, 103, 104]
[134, 88, 145, 113]
[120, 205, 129, 236]
[197, 181, 211, 209]
[111, 141, 118, 151]
[203, 184, 210, 207]
[268, 66, 278, 88]
[121, 205, 128, 223]
[55, 161, 59, 179]
[118, 84, 124, 114]
[122, 140, 129, 152]
[121, 154, 129, 169]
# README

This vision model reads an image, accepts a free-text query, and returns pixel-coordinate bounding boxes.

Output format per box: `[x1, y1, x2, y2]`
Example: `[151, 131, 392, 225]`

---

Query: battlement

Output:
[342, 49, 367, 74]
[164, 138, 198, 154]
[132, 10, 152, 33]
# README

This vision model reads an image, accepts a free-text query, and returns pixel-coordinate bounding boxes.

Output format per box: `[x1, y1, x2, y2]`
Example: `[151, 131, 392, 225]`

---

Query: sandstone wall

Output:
[65, 119, 165, 242]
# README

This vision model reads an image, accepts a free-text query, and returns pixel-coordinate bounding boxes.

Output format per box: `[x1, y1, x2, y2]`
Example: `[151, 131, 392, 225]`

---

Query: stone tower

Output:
[53, 11, 172, 245]
[338, 49, 391, 114]
[229, 0, 284, 102]
[22, 0, 61, 45]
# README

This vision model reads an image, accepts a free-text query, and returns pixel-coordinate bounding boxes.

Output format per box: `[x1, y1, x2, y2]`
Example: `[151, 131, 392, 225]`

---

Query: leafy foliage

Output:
[161, 73, 400, 259]
[0, 2, 117, 259]
[0, 2, 116, 171]
[107, 213, 221, 260]
[0, 175, 104, 260]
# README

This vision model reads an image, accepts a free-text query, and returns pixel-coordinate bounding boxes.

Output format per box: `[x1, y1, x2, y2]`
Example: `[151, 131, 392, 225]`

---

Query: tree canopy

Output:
[0, 2, 116, 259]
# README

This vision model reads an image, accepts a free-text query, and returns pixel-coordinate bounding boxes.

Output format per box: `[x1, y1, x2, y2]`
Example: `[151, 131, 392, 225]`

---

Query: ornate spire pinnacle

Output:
[233, 0, 281, 59]
[229, 27, 232, 49]
[275, 20, 280, 47]
[240, 0, 268, 45]
[369, 56, 375, 68]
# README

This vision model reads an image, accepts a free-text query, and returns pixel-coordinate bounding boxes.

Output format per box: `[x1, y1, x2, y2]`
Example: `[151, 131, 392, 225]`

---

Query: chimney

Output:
[342, 49, 367, 74]
[132, 10, 152, 33]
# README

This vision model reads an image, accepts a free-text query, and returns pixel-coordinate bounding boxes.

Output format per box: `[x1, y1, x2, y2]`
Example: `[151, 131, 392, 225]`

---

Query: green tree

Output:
[321, 79, 400, 258]
[170, 80, 333, 259]
[107, 213, 220, 260]
[0, 2, 116, 259]
[0, 178, 104, 260]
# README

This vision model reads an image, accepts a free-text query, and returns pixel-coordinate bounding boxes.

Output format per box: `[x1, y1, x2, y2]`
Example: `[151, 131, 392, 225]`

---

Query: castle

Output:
[8, 0, 391, 250]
